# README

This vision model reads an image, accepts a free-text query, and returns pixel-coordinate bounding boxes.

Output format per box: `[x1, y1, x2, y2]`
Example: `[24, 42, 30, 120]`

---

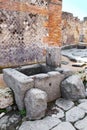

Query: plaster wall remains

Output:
[0, 0, 62, 68]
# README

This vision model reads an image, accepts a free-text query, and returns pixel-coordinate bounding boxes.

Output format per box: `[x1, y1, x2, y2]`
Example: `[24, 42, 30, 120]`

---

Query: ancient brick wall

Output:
[0, 0, 62, 68]
[0, 0, 48, 68]
[44, 0, 62, 46]
[62, 12, 81, 45]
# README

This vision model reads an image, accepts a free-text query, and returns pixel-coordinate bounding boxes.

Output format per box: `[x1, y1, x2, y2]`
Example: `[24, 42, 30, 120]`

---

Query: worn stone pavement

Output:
[19, 98, 87, 130]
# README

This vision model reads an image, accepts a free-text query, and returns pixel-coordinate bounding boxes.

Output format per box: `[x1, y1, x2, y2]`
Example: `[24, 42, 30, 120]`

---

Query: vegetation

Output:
[19, 109, 26, 117]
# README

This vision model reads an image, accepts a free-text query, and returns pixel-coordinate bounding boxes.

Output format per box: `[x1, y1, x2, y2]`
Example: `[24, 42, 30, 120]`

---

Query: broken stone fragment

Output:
[24, 88, 47, 120]
[0, 87, 13, 109]
[61, 75, 86, 101]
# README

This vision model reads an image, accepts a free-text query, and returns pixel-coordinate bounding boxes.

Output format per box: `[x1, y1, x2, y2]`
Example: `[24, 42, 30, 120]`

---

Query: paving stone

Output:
[78, 99, 87, 103]
[78, 102, 87, 113]
[66, 106, 85, 122]
[61, 48, 87, 63]
[72, 62, 86, 67]
[52, 122, 76, 130]
[0, 112, 21, 130]
[61, 75, 86, 101]
[55, 98, 74, 111]
[83, 127, 87, 130]
[51, 107, 64, 119]
[75, 116, 87, 130]
[19, 116, 61, 130]
[24, 88, 47, 120]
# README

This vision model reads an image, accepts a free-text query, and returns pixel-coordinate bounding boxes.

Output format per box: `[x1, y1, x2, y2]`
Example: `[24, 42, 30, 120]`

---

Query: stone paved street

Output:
[19, 97, 87, 130]
[62, 48, 87, 63]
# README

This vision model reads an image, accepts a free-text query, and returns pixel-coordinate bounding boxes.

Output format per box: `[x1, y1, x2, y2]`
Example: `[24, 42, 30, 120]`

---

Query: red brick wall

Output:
[44, 0, 62, 46]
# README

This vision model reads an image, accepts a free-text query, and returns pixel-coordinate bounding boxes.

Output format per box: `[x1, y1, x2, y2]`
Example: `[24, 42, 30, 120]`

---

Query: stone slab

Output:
[3, 68, 34, 110]
[55, 98, 74, 111]
[34, 71, 63, 102]
[66, 106, 85, 123]
[75, 116, 87, 130]
[19, 116, 61, 130]
[78, 102, 87, 113]
[52, 122, 76, 130]
[51, 107, 64, 119]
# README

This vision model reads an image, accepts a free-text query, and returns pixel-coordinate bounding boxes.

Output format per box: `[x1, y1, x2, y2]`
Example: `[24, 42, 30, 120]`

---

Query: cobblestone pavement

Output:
[62, 48, 87, 63]
[18, 97, 87, 130]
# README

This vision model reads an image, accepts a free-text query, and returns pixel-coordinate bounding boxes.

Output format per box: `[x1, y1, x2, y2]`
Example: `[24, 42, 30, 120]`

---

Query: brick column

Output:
[44, 0, 62, 46]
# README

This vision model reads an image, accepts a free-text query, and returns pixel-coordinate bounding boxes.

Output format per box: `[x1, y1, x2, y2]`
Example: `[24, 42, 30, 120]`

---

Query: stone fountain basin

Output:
[3, 64, 64, 110]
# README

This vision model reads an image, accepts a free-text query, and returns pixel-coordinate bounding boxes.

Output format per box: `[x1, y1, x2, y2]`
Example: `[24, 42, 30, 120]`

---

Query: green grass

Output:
[19, 109, 26, 116]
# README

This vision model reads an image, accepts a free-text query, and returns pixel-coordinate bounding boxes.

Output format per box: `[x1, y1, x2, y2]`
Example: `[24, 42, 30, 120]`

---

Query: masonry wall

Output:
[0, 0, 48, 68]
[62, 12, 82, 45]
[0, 0, 62, 68]
[82, 18, 87, 43]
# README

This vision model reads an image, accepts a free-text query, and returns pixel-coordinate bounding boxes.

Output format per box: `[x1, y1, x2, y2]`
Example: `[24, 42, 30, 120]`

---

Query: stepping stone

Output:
[83, 128, 87, 130]
[19, 116, 61, 130]
[52, 122, 76, 130]
[55, 98, 74, 111]
[66, 107, 85, 123]
[78, 99, 87, 103]
[72, 62, 86, 67]
[51, 107, 64, 119]
[75, 116, 87, 130]
[78, 102, 87, 113]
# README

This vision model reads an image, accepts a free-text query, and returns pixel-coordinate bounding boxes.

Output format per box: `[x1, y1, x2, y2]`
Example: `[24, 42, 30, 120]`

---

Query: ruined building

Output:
[62, 12, 87, 45]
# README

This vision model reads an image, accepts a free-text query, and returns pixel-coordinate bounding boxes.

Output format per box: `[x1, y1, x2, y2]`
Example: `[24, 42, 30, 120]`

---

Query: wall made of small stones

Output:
[62, 12, 82, 45]
[82, 18, 87, 43]
[0, 0, 63, 68]
[0, 0, 48, 68]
